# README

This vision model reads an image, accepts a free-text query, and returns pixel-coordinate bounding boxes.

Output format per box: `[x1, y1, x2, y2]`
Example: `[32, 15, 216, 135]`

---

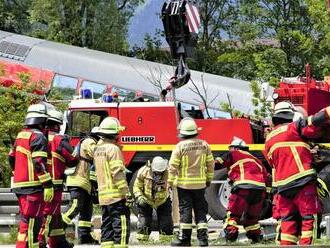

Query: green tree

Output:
[306, 0, 330, 76]
[0, 75, 43, 187]
[29, 0, 144, 54]
[0, 0, 32, 33]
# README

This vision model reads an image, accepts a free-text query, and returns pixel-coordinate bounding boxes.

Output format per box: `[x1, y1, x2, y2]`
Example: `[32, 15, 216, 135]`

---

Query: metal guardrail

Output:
[0, 188, 70, 218]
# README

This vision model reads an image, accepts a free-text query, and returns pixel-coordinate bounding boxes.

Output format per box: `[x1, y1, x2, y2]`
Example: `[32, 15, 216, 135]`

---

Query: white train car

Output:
[0, 30, 253, 117]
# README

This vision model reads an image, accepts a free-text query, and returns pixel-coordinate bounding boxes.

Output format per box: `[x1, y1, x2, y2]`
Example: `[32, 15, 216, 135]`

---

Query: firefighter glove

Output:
[206, 181, 211, 187]
[137, 196, 148, 207]
[44, 187, 54, 202]
[126, 193, 134, 208]
[317, 178, 329, 199]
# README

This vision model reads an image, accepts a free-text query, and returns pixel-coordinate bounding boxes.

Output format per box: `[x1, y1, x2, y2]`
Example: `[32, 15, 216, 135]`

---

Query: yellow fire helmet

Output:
[98, 117, 125, 135]
[178, 117, 201, 137]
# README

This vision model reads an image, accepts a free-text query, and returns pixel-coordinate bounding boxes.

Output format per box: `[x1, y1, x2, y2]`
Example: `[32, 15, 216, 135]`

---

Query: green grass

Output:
[0, 225, 18, 244]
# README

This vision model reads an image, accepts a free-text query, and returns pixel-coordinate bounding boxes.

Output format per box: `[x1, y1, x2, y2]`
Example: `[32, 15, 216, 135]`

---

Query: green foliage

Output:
[219, 102, 242, 118]
[0, 79, 43, 187]
[0, 0, 32, 33]
[0, 0, 144, 55]
[250, 80, 272, 119]
[131, 32, 172, 64]
[29, 0, 139, 54]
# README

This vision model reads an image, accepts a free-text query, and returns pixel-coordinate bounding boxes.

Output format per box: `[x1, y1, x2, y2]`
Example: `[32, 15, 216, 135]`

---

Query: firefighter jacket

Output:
[94, 138, 128, 206]
[168, 138, 215, 189]
[219, 150, 269, 191]
[133, 164, 169, 208]
[48, 131, 79, 189]
[265, 110, 330, 193]
[8, 128, 52, 194]
[66, 137, 96, 194]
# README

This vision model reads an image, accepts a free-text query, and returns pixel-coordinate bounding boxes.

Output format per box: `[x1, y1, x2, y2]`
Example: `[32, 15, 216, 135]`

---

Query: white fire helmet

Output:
[47, 110, 63, 124]
[229, 136, 247, 148]
[151, 156, 168, 172]
[273, 101, 295, 120]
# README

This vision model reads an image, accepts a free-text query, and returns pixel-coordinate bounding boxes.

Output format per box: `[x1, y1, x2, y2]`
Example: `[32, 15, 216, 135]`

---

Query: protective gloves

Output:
[125, 192, 134, 208]
[44, 187, 54, 202]
[317, 178, 329, 199]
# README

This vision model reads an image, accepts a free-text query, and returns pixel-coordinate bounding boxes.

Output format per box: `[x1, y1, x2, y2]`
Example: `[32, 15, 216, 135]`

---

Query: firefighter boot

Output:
[197, 228, 208, 247]
[171, 229, 192, 247]
[246, 230, 263, 244]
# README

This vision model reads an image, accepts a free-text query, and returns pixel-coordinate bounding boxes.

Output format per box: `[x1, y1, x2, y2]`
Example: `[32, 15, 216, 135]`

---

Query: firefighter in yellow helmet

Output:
[94, 117, 130, 248]
[169, 118, 215, 247]
[62, 127, 100, 244]
[133, 156, 173, 242]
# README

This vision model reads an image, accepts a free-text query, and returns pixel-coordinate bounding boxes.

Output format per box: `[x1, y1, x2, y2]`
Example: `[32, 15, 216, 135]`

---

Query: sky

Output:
[128, 0, 165, 47]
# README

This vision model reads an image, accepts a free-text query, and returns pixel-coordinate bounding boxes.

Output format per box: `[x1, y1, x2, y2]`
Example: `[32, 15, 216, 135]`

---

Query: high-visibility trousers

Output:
[278, 182, 318, 245]
[101, 200, 130, 248]
[224, 188, 265, 242]
[177, 188, 208, 243]
[16, 192, 44, 248]
[39, 190, 68, 248]
[62, 187, 93, 240]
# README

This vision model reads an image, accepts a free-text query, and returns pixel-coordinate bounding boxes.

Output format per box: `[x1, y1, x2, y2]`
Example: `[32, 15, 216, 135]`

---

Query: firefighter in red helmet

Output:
[39, 110, 79, 248]
[217, 137, 270, 243]
[265, 101, 330, 245]
[8, 103, 54, 248]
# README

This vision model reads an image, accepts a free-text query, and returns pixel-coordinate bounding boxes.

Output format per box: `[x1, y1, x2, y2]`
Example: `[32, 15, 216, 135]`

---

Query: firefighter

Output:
[38, 110, 79, 248]
[265, 101, 330, 245]
[8, 103, 54, 248]
[93, 117, 130, 248]
[62, 127, 100, 244]
[169, 117, 214, 247]
[133, 156, 173, 242]
[217, 137, 269, 243]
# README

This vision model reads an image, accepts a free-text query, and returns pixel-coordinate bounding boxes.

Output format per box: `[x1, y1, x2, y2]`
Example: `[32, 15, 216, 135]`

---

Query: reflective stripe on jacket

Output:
[133, 164, 169, 208]
[11, 129, 51, 189]
[48, 132, 78, 188]
[168, 138, 215, 189]
[66, 137, 96, 194]
[264, 116, 324, 190]
[221, 150, 268, 189]
[94, 138, 128, 205]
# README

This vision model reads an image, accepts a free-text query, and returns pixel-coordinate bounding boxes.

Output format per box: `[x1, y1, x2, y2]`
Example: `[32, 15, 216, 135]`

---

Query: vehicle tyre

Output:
[205, 169, 273, 220]
[205, 169, 230, 220]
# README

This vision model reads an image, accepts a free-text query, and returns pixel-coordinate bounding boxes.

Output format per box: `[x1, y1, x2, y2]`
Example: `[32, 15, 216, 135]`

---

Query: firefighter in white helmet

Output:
[62, 126, 100, 244]
[133, 156, 173, 242]
[8, 103, 54, 248]
[169, 117, 214, 247]
[216, 137, 270, 243]
[93, 117, 130, 248]
[39, 110, 79, 248]
[265, 101, 330, 245]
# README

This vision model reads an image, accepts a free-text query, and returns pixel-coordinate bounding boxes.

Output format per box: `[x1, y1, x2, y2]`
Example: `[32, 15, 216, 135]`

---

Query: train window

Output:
[81, 80, 106, 98]
[67, 110, 108, 137]
[50, 74, 78, 100]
